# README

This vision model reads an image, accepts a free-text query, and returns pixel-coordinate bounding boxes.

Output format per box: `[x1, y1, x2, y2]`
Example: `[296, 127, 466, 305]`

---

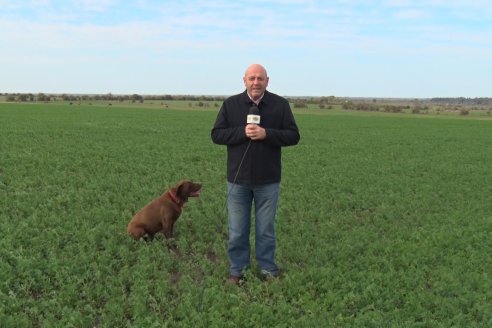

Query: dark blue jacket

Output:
[211, 90, 300, 185]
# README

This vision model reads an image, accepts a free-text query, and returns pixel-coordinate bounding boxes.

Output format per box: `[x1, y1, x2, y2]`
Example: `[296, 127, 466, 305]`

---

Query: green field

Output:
[1, 102, 491, 327]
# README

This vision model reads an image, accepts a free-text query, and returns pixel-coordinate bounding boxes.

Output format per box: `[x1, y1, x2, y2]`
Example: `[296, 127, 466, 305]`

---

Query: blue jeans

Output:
[227, 182, 280, 277]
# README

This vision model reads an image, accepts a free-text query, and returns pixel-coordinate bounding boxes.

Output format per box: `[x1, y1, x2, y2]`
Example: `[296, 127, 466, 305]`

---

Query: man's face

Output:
[243, 66, 269, 100]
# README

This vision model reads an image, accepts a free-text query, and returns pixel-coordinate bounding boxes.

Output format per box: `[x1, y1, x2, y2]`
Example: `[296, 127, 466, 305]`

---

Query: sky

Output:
[1, 0, 491, 98]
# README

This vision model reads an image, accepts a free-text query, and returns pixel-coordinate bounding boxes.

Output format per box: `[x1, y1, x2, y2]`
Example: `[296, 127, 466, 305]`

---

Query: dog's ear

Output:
[175, 180, 191, 199]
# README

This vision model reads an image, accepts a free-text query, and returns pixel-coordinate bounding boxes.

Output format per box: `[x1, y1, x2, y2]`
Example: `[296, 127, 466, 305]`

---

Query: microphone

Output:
[247, 105, 261, 124]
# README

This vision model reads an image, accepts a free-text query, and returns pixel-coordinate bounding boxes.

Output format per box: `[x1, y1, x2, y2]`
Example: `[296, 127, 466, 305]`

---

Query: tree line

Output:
[2, 92, 491, 107]
[429, 97, 492, 106]
[0, 93, 227, 103]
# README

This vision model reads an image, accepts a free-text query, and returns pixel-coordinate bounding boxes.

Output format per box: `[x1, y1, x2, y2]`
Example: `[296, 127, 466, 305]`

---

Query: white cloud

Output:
[69, 0, 116, 12]
[393, 9, 430, 19]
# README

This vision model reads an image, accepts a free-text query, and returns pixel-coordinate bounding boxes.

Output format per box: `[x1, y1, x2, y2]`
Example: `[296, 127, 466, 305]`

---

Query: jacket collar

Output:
[241, 90, 270, 106]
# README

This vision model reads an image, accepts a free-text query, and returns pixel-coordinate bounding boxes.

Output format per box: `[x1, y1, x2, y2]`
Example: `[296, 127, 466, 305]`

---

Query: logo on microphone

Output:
[247, 115, 260, 124]
[247, 106, 261, 124]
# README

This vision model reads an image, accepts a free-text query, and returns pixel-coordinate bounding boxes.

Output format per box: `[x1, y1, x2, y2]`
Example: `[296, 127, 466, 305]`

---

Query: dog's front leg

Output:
[163, 221, 174, 239]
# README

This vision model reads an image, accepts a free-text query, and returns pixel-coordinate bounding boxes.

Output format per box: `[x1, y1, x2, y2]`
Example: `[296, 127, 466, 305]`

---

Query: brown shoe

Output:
[226, 275, 241, 286]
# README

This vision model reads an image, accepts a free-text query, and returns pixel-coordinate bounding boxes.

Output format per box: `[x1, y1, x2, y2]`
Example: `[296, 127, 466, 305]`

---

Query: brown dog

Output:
[127, 180, 202, 240]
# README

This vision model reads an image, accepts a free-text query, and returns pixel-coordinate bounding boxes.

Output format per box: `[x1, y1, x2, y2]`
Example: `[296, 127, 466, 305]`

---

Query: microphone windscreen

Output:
[249, 106, 259, 115]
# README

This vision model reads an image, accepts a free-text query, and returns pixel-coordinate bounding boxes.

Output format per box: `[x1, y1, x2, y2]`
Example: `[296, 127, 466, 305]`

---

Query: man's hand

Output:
[245, 124, 266, 140]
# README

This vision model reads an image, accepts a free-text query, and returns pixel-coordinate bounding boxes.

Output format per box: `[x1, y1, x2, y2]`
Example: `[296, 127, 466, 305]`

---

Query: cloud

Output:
[393, 9, 430, 20]
[70, 0, 116, 12]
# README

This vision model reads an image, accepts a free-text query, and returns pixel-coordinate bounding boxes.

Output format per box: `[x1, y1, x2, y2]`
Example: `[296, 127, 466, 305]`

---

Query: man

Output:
[211, 64, 300, 285]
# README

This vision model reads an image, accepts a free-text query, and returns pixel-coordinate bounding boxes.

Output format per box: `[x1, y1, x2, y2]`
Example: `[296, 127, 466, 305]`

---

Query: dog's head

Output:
[173, 180, 202, 203]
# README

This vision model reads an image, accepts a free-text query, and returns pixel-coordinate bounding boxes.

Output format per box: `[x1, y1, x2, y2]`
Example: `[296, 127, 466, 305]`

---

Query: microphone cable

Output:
[226, 105, 259, 204]
[225, 139, 252, 207]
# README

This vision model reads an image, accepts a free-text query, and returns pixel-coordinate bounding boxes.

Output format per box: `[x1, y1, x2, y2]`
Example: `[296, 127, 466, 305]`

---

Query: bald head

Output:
[243, 64, 269, 101]
[244, 64, 268, 77]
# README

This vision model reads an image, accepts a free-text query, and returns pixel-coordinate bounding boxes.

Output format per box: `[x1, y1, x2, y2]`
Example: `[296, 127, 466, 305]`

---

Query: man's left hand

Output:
[245, 124, 267, 140]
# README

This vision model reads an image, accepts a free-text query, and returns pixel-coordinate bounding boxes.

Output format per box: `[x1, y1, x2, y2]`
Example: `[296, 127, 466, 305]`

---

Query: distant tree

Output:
[17, 94, 29, 102]
[37, 93, 49, 102]
[131, 94, 143, 103]
[342, 101, 355, 110]
[293, 100, 308, 108]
